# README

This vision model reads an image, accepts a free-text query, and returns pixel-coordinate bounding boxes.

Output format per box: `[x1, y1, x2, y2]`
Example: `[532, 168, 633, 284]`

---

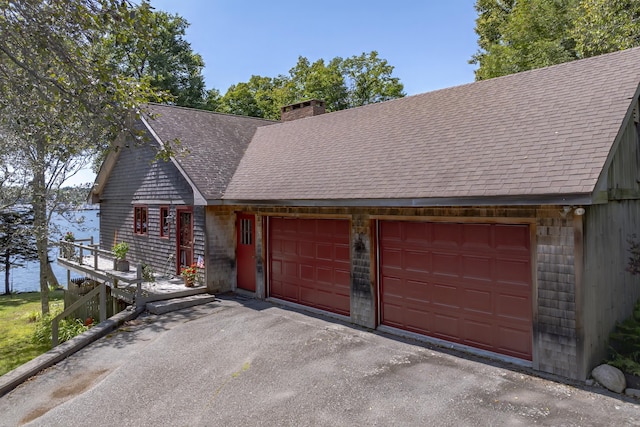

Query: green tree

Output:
[284, 56, 349, 112]
[342, 51, 405, 107]
[106, 4, 207, 108]
[0, 208, 38, 295]
[217, 51, 404, 120]
[572, 0, 640, 57]
[471, 0, 640, 80]
[219, 76, 276, 118]
[471, 0, 577, 80]
[0, 0, 160, 314]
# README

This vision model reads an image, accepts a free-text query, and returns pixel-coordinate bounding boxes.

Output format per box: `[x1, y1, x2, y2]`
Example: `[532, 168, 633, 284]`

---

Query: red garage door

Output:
[269, 217, 351, 316]
[380, 221, 532, 360]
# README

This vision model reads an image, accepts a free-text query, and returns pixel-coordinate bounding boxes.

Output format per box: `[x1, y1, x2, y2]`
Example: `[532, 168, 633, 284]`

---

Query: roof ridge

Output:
[301, 46, 640, 119]
[145, 102, 278, 124]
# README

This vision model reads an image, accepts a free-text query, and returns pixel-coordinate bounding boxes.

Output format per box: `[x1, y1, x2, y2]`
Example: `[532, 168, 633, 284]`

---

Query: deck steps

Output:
[146, 294, 217, 315]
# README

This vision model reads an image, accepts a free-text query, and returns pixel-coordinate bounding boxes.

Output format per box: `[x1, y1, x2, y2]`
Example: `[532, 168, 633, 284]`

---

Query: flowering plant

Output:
[64, 231, 75, 242]
[180, 264, 198, 282]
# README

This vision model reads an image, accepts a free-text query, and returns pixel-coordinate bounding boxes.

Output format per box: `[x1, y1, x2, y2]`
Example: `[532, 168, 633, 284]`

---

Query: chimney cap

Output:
[280, 99, 325, 113]
[280, 99, 326, 122]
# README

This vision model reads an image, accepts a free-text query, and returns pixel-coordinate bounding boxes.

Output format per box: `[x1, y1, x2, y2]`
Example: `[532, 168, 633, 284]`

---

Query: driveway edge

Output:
[0, 305, 144, 397]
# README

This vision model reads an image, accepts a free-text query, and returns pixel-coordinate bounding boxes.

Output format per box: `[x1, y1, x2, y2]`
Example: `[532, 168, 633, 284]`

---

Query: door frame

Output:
[175, 206, 194, 275]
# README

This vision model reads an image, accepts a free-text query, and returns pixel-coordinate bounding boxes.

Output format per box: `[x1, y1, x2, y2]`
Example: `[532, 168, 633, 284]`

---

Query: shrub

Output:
[32, 305, 90, 347]
[608, 299, 640, 375]
[142, 263, 155, 282]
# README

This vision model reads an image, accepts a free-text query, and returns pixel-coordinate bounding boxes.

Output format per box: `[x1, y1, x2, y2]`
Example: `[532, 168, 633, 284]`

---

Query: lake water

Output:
[5, 210, 99, 294]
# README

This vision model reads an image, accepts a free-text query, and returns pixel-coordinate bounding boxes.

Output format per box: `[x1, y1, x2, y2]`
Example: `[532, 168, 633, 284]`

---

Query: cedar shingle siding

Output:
[99, 132, 199, 275]
[94, 47, 640, 381]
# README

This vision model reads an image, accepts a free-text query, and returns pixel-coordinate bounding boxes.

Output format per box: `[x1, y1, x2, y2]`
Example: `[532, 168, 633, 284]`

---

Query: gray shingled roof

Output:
[224, 47, 640, 204]
[143, 104, 274, 200]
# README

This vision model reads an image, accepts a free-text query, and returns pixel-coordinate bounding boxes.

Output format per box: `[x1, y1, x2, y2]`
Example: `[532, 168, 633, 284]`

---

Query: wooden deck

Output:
[57, 242, 208, 304]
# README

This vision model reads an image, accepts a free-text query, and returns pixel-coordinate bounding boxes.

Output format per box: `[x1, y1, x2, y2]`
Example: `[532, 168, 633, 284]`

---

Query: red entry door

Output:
[236, 213, 256, 291]
[177, 208, 193, 274]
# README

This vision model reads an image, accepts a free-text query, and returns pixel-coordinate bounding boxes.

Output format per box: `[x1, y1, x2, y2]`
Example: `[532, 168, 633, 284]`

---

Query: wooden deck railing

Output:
[52, 282, 107, 347]
[59, 237, 113, 271]
[55, 239, 144, 347]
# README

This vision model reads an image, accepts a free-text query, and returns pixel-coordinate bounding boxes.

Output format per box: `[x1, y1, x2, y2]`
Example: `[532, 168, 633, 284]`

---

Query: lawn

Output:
[0, 291, 64, 377]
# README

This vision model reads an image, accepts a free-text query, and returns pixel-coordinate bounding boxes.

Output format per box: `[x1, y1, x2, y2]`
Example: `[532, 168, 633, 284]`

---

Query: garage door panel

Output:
[334, 269, 351, 287]
[316, 243, 334, 260]
[269, 217, 350, 316]
[299, 241, 314, 258]
[495, 224, 530, 252]
[497, 293, 531, 321]
[464, 319, 493, 347]
[461, 223, 493, 249]
[380, 220, 532, 361]
[464, 288, 493, 314]
[497, 326, 531, 357]
[335, 244, 350, 261]
[496, 258, 531, 285]
[432, 223, 460, 247]
[462, 255, 492, 281]
[432, 312, 460, 339]
[402, 221, 429, 242]
[300, 264, 314, 281]
[432, 252, 460, 277]
[431, 283, 459, 308]
[283, 240, 297, 255]
[405, 250, 430, 271]
[405, 280, 431, 303]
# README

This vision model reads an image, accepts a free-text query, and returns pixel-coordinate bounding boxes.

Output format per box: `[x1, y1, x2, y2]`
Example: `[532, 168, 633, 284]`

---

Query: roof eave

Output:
[212, 193, 596, 208]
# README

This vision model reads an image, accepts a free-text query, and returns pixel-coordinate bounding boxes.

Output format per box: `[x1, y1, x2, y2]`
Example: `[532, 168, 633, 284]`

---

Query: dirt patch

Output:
[19, 368, 109, 425]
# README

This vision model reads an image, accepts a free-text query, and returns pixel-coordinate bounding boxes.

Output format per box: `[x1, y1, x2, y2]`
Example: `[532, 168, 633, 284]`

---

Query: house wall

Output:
[206, 205, 584, 379]
[99, 136, 204, 276]
[204, 206, 236, 293]
[581, 117, 640, 379]
[535, 210, 578, 378]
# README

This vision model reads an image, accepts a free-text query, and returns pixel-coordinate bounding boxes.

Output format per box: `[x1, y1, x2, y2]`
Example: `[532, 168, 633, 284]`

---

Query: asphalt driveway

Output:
[1, 296, 639, 426]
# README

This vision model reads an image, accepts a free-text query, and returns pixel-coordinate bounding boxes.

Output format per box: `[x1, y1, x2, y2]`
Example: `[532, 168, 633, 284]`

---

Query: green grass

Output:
[0, 291, 64, 377]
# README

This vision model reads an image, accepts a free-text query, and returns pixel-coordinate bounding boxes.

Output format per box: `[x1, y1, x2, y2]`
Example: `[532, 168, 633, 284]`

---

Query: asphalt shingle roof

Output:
[143, 104, 274, 200]
[223, 47, 640, 203]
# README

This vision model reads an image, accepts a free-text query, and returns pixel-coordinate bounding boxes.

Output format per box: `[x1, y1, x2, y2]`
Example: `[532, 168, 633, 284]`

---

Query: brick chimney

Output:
[280, 99, 326, 122]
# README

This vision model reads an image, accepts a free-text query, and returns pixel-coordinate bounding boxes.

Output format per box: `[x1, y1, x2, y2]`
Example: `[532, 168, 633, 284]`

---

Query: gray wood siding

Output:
[582, 201, 640, 378]
[98, 133, 205, 277]
[581, 110, 640, 378]
[607, 118, 640, 192]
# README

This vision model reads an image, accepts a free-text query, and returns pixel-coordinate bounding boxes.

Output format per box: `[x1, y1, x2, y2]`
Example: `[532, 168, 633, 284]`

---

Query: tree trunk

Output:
[33, 137, 49, 314]
[45, 258, 59, 289]
[4, 248, 9, 295]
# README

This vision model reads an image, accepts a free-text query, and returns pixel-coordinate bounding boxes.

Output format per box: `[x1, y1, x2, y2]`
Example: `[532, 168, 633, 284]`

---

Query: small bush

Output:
[32, 305, 90, 346]
[58, 318, 89, 343]
[608, 299, 640, 375]
[142, 263, 155, 282]
[23, 310, 40, 323]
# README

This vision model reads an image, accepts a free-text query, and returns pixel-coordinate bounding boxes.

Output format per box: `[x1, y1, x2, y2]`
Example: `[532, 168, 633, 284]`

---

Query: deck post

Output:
[135, 264, 143, 309]
[99, 282, 107, 323]
[52, 318, 59, 347]
[111, 281, 118, 314]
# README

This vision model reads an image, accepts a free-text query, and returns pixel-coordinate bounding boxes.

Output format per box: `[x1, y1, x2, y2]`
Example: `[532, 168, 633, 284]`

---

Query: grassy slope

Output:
[0, 291, 64, 377]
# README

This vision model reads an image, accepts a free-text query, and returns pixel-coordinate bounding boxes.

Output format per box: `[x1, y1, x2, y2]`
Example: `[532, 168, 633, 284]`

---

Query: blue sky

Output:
[70, 0, 480, 186]
[149, 0, 480, 96]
